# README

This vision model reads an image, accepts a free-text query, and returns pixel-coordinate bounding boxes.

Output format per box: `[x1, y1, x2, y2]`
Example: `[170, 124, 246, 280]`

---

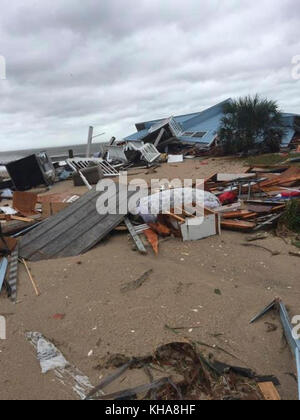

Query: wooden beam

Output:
[164, 211, 185, 224]
[258, 382, 281, 400]
[221, 220, 256, 231]
[223, 210, 252, 219]
[11, 216, 35, 223]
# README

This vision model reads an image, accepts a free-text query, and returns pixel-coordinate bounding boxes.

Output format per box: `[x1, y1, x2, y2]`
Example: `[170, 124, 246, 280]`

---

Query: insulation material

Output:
[133, 188, 220, 223]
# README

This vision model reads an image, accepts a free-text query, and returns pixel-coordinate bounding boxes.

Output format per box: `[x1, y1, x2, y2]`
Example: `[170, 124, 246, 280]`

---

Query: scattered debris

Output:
[88, 342, 272, 400]
[1, 144, 299, 401]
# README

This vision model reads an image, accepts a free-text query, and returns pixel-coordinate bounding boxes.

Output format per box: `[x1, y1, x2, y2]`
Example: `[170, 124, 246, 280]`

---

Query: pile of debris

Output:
[24, 334, 282, 400]
[205, 166, 300, 233]
[86, 341, 280, 400]
[1, 147, 300, 400]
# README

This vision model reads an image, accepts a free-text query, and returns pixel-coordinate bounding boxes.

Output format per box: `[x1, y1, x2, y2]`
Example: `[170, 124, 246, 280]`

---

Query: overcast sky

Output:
[0, 0, 299, 152]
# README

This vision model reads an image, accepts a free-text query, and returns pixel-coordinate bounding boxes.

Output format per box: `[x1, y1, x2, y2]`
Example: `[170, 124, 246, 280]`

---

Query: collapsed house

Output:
[122, 99, 300, 154]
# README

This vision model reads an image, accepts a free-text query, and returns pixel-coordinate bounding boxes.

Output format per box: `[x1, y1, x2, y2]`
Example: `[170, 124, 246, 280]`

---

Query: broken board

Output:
[258, 382, 281, 401]
[221, 220, 256, 231]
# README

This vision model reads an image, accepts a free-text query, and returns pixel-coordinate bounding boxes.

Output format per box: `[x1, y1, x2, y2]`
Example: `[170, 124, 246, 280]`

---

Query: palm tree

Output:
[218, 95, 285, 155]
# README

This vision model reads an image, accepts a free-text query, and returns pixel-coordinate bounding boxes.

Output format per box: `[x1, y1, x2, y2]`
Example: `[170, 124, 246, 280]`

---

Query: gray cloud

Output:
[0, 0, 299, 151]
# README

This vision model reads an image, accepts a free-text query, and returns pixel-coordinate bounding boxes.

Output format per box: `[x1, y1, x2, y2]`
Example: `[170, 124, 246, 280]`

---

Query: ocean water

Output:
[0, 143, 105, 164]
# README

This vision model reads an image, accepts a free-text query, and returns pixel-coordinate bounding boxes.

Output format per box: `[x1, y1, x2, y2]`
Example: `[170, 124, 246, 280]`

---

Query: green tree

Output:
[218, 95, 285, 155]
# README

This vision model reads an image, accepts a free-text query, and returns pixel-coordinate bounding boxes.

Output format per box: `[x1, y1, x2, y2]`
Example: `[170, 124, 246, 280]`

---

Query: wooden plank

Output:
[223, 210, 252, 219]
[242, 212, 258, 220]
[271, 204, 286, 213]
[255, 167, 300, 190]
[258, 382, 281, 400]
[124, 217, 147, 255]
[165, 211, 185, 223]
[1, 215, 41, 235]
[11, 216, 35, 223]
[221, 220, 256, 231]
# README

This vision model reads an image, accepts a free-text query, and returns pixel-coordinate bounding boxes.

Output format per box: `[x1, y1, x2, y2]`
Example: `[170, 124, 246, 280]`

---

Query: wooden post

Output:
[22, 258, 40, 297]
[86, 126, 94, 158]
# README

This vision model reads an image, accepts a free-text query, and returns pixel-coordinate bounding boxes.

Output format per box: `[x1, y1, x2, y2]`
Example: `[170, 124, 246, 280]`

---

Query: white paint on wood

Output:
[181, 214, 219, 241]
[217, 173, 256, 182]
[168, 155, 184, 163]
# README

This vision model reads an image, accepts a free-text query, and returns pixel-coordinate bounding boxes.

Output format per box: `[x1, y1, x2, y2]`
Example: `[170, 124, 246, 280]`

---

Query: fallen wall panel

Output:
[19, 186, 132, 261]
